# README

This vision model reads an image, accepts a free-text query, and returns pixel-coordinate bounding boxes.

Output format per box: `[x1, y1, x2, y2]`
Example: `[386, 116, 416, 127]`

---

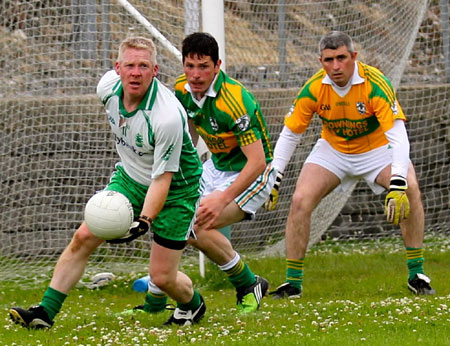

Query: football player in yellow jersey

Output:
[266, 31, 435, 298]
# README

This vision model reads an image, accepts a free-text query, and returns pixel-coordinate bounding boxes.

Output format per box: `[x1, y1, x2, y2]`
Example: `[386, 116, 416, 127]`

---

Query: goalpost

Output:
[0, 0, 448, 284]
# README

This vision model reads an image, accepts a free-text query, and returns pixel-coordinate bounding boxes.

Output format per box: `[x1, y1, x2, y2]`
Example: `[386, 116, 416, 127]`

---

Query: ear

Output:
[153, 64, 159, 77]
[115, 61, 120, 74]
[214, 59, 222, 73]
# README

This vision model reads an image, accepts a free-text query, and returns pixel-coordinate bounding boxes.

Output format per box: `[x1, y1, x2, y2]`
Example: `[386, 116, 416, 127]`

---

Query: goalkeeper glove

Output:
[107, 216, 152, 244]
[264, 171, 284, 211]
[384, 176, 410, 226]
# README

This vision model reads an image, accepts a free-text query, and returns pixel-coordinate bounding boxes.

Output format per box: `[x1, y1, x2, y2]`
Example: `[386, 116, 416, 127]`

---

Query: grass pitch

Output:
[1, 238, 449, 346]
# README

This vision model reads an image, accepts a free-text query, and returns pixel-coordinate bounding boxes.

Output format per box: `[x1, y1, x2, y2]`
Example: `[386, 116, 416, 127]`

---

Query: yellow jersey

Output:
[284, 61, 406, 154]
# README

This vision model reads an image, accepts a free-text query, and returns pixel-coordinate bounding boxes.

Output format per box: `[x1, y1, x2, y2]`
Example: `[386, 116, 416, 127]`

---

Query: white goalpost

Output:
[117, 0, 220, 277]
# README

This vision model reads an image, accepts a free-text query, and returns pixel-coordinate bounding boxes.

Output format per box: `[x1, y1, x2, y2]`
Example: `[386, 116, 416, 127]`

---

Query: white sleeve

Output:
[272, 126, 302, 173]
[97, 70, 120, 103]
[384, 119, 410, 178]
[151, 107, 184, 179]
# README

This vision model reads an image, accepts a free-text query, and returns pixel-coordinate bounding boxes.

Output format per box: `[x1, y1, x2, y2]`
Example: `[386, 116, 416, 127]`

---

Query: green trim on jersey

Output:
[138, 108, 202, 189]
[363, 64, 397, 105]
[175, 70, 272, 172]
[173, 110, 203, 188]
[100, 72, 202, 189]
[296, 70, 325, 102]
[117, 79, 159, 118]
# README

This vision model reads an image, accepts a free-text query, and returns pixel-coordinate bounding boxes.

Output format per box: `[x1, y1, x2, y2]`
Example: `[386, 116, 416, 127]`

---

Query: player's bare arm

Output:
[140, 171, 173, 220]
[195, 139, 266, 230]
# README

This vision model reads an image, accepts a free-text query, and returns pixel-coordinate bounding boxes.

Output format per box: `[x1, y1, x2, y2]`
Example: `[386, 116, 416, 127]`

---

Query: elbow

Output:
[255, 158, 267, 175]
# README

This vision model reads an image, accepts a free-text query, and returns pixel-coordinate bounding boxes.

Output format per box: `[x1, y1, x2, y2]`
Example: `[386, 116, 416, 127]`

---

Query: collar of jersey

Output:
[116, 78, 158, 118]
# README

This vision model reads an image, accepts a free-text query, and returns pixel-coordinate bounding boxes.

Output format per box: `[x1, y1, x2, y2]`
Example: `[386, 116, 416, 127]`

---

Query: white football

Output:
[84, 190, 134, 240]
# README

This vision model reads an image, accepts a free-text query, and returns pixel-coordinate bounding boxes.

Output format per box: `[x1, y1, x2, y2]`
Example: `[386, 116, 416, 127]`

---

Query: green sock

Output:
[406, 247, 425, 280]
[40, 287, 67, 321]
[177, 290, 201, 311]
[143, 292, 168, 313]
[286, 258, 304, 290]
[224, 260, 256, 289]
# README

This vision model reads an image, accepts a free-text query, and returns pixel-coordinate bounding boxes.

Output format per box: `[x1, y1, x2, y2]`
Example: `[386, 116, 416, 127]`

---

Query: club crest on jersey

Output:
[391, 100, 399, 115]
[209, 117, 219, 132]
[356, 102, 366, 115]
[135, 133, 143, 147]
[236, 114, 250, 131]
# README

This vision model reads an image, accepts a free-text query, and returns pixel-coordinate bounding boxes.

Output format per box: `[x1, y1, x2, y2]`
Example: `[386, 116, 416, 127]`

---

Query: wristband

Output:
[139, 215, 153, 224]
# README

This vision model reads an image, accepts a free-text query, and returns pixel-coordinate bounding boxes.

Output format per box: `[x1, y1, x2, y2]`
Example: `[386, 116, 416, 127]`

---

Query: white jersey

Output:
[97, 70, 192, 186]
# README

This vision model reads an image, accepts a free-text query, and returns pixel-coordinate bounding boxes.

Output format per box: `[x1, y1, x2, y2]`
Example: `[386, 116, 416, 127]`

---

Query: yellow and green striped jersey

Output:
[284, 61, 406, 154]
[175, 70, 273, 171]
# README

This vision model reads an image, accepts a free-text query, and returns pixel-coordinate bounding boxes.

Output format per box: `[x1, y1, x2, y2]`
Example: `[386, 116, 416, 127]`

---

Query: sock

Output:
[406, 247, 425, 281]
[40, 287, 67, 321]
[218, 252, 256, 289]
[143, 278, 168, 313]
[177, 290, 201, 311]
[286, 258, 304, 290]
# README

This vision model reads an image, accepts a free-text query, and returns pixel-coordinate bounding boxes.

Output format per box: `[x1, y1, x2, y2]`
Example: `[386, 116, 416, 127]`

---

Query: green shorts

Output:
[105, 165, 201, 247]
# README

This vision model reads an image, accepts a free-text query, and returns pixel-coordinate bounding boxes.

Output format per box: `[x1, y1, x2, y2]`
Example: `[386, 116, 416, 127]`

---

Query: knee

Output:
[149, 271, 175, 292]
[69, 224, 102, 253]
[290, 191, 313, 216]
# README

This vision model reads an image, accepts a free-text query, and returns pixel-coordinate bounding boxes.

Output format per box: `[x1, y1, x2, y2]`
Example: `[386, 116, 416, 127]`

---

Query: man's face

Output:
[319, 45, 357, 87]
[115, 48, 158, 101]
[183, 54, 221, 99]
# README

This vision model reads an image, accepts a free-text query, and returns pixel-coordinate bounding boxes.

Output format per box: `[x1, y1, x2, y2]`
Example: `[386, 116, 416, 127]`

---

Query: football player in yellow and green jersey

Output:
[173, 32, 277, 314]
[284, 61, 406, 154]
[267, 31, 434, 300]
[175, 68, 272, 171]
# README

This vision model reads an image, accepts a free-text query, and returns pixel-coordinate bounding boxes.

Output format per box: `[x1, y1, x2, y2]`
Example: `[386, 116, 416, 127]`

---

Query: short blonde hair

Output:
[117, 36, 157, 65]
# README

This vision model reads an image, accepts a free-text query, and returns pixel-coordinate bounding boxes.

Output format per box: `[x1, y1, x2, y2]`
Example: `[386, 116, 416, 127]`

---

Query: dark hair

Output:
[318, 31, 354, 55]
[182, 32, 219, 65]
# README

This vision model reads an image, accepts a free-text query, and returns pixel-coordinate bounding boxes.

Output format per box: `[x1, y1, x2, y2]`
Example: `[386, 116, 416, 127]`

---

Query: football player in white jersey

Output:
[9, 37, 206, 328]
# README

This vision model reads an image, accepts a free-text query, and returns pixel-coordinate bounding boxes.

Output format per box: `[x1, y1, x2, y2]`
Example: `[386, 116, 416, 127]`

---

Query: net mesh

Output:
[0, 0, 448, 282]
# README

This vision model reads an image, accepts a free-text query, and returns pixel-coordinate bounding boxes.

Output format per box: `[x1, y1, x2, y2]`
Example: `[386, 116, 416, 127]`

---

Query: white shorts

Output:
[305, 138, 393, 194]
[201, 159, 276, 219]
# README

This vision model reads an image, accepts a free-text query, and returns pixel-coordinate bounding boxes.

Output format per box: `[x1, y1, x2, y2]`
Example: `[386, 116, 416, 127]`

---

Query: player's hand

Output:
[195, 190, 227, 230]
[264, 171, 284, 211]
[384, 176, 410, 226]
[107, 216, 152, 244]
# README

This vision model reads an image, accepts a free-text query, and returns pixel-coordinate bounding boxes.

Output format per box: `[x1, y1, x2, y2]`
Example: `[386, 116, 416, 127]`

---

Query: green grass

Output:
[1, 239, 449, 345]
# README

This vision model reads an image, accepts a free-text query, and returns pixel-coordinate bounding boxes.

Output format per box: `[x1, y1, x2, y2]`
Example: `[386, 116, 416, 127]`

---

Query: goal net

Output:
[0, 0, 448, 283]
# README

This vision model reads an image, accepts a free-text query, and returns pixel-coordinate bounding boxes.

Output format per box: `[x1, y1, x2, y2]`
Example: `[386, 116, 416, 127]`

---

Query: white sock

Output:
[148, 276, 166, 295]
[218, 251, 240, 271]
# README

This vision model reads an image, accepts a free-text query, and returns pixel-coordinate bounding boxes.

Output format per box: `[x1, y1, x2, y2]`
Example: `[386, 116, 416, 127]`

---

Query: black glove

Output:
[107, 216, 152, 244]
